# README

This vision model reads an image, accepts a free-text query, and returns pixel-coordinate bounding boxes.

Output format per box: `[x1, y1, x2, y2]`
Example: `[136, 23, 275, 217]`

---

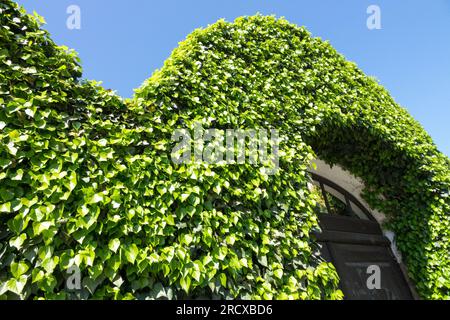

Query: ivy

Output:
[0, 0, 449, 300]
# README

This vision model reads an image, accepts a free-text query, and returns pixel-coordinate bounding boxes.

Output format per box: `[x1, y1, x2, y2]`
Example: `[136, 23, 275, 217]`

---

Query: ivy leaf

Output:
[274, 269, 284, 279]
[258, 256, 268, 267]
[6, 276, 28, 295]
[90, 193, 104, 204]
[0, 202, 11, 213]
[165, 214, 175, 226]
[32, 269, 45, 284]
[11, 261, 29, 278]
[219, 273, 227, 287]
[123, 244, 139, 264]
[108, 239, 121, 253]
[180, 276, 191, 293]
[9, 234, 27, 250]
[42, 257, 58, 273]
[183, 234, 193, 246]
[33, 221, 54, 236]
[8, 214, 29, 234]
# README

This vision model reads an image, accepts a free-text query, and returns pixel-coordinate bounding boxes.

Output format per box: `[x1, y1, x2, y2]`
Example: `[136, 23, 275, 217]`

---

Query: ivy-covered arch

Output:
[135, 15, 450, 299]
[0, 1, 449, 300]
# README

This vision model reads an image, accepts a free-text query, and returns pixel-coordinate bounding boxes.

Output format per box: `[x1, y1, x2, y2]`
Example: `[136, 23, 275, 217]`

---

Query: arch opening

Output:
[308, 160, 419, 299]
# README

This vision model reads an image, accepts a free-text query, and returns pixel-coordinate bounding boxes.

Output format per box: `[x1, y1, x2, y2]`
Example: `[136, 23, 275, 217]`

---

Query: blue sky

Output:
[16, 0, 450, 156]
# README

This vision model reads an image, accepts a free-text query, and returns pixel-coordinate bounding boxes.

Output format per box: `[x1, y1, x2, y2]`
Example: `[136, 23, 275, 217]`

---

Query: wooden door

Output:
[316, 215, 413, 300]
[310, 173, 414, 300]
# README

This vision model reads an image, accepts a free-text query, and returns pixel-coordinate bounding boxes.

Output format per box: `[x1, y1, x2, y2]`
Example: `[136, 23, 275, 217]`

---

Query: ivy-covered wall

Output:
[1, 0, 449, 299]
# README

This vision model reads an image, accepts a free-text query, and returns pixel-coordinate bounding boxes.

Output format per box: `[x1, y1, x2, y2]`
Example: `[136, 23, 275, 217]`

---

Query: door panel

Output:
[311, 174, 414, 300]
[325, 242, 413, 300]
[319, 214, 382, 235]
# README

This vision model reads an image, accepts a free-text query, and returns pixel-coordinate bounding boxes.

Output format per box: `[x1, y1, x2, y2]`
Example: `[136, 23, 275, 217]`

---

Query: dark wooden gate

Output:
[311, 173, 414, 300]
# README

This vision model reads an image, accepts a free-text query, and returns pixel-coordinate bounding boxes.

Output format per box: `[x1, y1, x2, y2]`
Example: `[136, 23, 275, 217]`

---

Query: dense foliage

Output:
[1, 0, 449, 299]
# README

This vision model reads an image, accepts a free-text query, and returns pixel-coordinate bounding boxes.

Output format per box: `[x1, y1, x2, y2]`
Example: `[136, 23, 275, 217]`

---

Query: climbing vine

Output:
[0, 0, 448, 300]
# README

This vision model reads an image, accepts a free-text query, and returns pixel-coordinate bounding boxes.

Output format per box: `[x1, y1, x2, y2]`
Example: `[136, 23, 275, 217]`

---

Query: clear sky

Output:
[15, 0, 450, 156]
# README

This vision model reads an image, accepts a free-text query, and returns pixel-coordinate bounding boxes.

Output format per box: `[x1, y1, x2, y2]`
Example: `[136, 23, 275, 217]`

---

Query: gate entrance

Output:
[311, 173, 414, 300]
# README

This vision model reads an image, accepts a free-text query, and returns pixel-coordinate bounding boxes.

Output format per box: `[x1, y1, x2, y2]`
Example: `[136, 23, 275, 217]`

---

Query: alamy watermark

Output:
[171, 123, 279, 175]
[66, 265, 81, 291]
[66, 5, 81, 30]
[367, 5, 382, 30]
[366, 265, 381, 290]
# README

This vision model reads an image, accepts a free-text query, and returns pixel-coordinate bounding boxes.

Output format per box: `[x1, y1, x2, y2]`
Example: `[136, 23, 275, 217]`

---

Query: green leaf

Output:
[89, 264, 103, 280]
[274, 269, 283, 279]
[213, 184, 222, 194]
[0, 202, 11, 213]
[90, 193, 104, 204]
[108, 239, 121, 253]
[219, 273, 227, 287]
[42, 257, 58, 273]
[9, 234, 27, 250]
[258, 255, 268, 267]
[183, 234, 193, 246]
[124, 244, 139, 264]
[33, 221, 54, 236]
[152, 282, 167, 299]
[11, 261, 29, 278]
[226, 235, 236, 245]
[6, 276, 28, 295]
[165, 214, 175, 226]
[67, 171, 77, 191]
[32, 269, 45, 284]
[8, 214, 29, 234]
[180, 276, 191, 293]
[59, 251, 74, 269]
